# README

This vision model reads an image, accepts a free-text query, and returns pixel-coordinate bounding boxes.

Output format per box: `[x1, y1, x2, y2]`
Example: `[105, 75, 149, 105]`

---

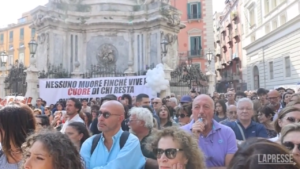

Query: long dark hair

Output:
[0, 102, 36, 158]
[67, 122, 90, 146]
[215, 100, 226, 116]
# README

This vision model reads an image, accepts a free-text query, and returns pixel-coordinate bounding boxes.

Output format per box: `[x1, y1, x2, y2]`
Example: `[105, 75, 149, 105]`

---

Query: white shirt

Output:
[60, 114, 85, 133]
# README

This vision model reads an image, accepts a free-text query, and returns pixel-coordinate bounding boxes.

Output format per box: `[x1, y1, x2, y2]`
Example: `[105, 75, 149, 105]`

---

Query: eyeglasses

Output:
[152, 102, 161, 104]
[176, 114, 188, 118]
[286, 117, 300, 123]
[229, 111, 237, 114]
[153, 148, 183, 159]
[283, 142, 300, 151]
[127, 119, 139, 124]
[98, 111, 122, 119]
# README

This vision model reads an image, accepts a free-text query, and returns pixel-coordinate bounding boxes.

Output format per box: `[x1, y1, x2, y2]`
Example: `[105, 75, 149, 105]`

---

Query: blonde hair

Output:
[274, 107, 300, 133]
[280, 123, 300, 143]
[147, 126, 206, 169]
[33, 109, 42, 115]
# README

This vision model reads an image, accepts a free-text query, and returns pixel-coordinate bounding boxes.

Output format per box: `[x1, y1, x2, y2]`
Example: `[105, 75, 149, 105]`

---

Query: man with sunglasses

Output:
[181, 94, 237, 169]
[80, 100, 145, 169]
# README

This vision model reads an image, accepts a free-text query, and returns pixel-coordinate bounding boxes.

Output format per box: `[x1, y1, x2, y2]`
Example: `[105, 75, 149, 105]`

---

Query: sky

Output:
[0, 0, 48, 28]
[0, 0, 225, 28]
[213, 0, 225, 14]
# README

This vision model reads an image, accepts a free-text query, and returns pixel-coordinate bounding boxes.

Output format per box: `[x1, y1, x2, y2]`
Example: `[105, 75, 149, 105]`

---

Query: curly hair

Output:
[147, 126, 206, 169]
[21, 130, 85, 169]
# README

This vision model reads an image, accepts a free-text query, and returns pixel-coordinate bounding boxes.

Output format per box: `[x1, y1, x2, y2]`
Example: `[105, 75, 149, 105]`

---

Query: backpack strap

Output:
[119, 131, 130, 149]
[91, 134, 101, 155]
[90, 131, 130, 155]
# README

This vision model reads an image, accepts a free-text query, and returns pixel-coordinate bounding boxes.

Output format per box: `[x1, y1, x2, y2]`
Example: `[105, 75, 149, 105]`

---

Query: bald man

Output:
[181, 95, 237, 168]
[267, 90, 282, 121]
[80, 101, 146, 169]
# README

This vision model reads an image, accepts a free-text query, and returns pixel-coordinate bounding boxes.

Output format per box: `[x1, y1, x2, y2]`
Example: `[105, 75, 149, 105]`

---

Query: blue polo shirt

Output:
[224, 120, 268, 140]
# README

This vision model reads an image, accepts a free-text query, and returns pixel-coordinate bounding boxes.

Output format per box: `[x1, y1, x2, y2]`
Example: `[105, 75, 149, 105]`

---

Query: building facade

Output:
[0, 12, 35, 67]
[242, 0, 300, 90]
[213, 0, 245, 93]
[171, 0, 214, 73]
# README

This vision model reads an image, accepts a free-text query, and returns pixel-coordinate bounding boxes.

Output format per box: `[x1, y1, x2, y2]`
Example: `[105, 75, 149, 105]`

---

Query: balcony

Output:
[188, 14, 201, 20]
[222, 45, 227, 53]
[231, 11, 238, 21]
[227, 36, 233, 48]
[188, 50, 203, 58]
[233, 30, 240, 43]
[215, 47, 221, 57]
[221, 27, 226, 34]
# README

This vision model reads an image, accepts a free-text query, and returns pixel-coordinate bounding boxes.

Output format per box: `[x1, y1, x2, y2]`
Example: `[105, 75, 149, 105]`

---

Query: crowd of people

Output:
[0, 86, 300, 169]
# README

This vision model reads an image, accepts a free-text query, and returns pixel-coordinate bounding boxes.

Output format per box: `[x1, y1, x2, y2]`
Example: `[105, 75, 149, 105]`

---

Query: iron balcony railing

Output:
[188, 50, 203, 58]
[188, 14, 201, 20]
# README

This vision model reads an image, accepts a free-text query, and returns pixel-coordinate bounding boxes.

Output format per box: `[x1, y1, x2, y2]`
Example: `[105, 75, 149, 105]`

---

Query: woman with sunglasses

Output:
[280, 123, 300, 164]
[177, 104, 192, 126]
[272, 106, 300, 142]
[149, 126, 206, 169]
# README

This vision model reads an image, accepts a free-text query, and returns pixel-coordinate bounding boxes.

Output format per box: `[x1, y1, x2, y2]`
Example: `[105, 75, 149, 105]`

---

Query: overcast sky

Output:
[0, 0, 225, 28]
[0, 0, 48, 28]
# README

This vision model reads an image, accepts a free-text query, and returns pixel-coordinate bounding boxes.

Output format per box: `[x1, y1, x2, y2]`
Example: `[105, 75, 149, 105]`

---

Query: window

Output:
[272, 0, 277, 10]
[193, 63, 201, 70]
[19, 53, 25, 64]
[285, 56, 291, 77]
[249, 8, 256, 27]
[18, 17, 27, 24]
[251, 34, 256, 42]
[0, 34, 3, 44]
[187, 2, 201, 19]
[31, 28, 36, 38]
[269, 61, 274, 79]
[9, 31, 13, 42]
[19, 42, 24, 48]
[265, 24, 270, 34]
[189, 36, 202, 56]
[272, 20, 278, 30]
[20, 28, 24, 40]
[280, 14, 286, 25]
[265, 0, 270, 14]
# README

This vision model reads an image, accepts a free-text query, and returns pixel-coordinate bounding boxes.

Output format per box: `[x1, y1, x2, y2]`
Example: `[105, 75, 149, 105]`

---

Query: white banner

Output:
[39, 76, 153, 104]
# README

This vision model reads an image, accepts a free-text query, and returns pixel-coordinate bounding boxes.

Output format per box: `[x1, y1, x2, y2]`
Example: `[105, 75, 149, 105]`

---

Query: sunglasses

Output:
[286, 117, 300, 123]
[98, 111, 121, 119]
[152, 102, 160, 104]
[283, 142, 300, 151]
[153, 148, 183, 159]
[176, 114, 188, 118]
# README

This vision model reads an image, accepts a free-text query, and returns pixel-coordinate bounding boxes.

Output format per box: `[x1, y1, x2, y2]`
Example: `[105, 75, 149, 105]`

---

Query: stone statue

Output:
[97, 44, 116, 65]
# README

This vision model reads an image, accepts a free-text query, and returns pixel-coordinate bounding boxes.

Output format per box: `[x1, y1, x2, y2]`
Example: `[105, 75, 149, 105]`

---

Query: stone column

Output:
[124, 29, 135, 76]
[0, 68, 7, 98]
[25, 57, 40, 105]
[71, 62, 83, 79]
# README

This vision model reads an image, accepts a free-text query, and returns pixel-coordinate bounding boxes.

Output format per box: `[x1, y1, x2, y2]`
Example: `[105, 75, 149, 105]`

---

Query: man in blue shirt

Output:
[225, 98, 268, 143]
[80, 100, 146, 169]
